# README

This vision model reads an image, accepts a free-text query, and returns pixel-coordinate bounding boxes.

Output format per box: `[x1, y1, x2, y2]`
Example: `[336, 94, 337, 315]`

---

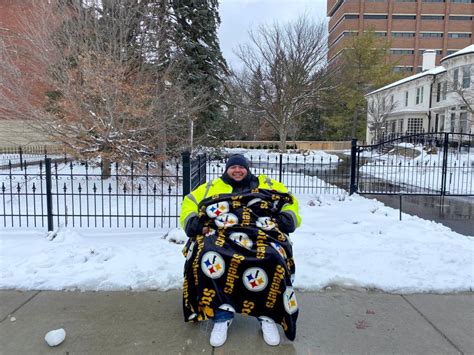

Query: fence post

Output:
[45, 158, 54, 232]
[278, 153, 283, 182]
[182, 151, 191, 198]
[440, 132, 450, 196]
[19, 146, 23, 171]
[349, 138, 358, 195]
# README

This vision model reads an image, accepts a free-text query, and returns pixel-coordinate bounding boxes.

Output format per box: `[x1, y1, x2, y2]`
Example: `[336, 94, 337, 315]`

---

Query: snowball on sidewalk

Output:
[44, 328, 66, 347]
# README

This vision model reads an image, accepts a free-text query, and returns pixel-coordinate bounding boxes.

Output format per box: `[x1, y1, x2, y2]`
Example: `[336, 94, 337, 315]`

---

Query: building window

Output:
[405, 91, 409, 106]
[416, 87, 424, 104]
[391, 49, 415, 55]
[448, 33, 472, 38]
[391, 32, 416, 37]
[374, 32, 387, 37]
[449, 16, 473, 20]
[399, 119, 404, 133]
[453, 69, 459, 90]
[460, 112, 468, 133]
[364, 14, 388, 19]
[407, 118, 423, 134]
[439, 115, 445, 131]
[462, 65, 471, 89]
[451, 0, 473, 3]
[344, 14, 360, 19]
[421, 32, 443, 37]
[436, 82, 441, 102]
[419, 49, 443, 55]
[396, 0, 416, 2]
[450, 113, 457, 132]
[442, 82, 447, 100]
[423, 0, 445, 2]
[392, 14, 417, 20]
[394, 66, 414, 73]
[421, 15, 444, 20]
[447, 50, 460, 55]
[390, 121, 397, 134]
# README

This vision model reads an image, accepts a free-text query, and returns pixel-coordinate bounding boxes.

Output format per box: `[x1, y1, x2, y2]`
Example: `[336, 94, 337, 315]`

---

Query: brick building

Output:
[327, 0, 474, 73]
[0, 1, 54, 148]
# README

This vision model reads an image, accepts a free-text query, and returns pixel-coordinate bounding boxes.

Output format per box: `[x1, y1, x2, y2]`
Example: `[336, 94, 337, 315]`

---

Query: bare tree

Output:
[448, 82, 474, 115]
[366, 92, 397, 142]
[231, 16, 328, 151]
[0, 1, 206, 166]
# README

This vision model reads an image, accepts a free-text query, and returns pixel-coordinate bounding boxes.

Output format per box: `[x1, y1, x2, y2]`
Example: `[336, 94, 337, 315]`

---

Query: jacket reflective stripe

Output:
[180, 174, 301, 230]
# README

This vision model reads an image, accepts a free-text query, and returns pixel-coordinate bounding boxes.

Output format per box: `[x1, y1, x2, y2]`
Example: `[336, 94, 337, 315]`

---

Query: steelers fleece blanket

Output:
[182, 189, 298, 341]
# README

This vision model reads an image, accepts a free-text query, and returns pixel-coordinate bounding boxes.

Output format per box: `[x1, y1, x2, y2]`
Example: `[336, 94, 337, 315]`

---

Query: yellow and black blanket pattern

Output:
[182, 189, 298, 341]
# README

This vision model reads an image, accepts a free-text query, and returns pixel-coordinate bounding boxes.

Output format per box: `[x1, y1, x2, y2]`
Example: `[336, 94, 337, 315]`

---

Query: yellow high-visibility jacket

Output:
[180, 175, 301, 232]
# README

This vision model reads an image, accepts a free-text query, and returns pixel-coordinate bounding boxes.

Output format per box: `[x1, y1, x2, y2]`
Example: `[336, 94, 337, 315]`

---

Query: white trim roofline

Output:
[366, 45, 474, 97]
[440, 44, 474, 63]
[366, 67, 446, 96]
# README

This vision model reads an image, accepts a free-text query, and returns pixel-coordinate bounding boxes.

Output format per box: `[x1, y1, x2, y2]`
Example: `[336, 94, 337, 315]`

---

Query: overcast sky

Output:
[218, 0, 327, 69]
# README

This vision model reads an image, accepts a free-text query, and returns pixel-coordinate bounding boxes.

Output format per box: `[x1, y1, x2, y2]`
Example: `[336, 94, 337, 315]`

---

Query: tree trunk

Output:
[279, 128, 287, 152]
[101, 157, 111, 180]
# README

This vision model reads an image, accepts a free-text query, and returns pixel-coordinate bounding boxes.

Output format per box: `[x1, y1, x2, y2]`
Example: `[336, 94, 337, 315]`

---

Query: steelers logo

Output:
[242, 267, 268, 292]
[218, 304, 236, 313]
[186, 241, 195, 261]
[214, 213, 239, 228]
[270, 242, 287, 260]
[201, 252, 225, 279]
[206, 201, 230, 218]
[247, 198, 262, 207]
[256, 216, 276, 231]
[283, 286, 298, 314]
[229, 232, 253, 250]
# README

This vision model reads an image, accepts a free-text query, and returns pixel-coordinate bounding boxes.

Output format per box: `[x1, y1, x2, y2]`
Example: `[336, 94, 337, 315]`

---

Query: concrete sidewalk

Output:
[0, 289, 472, 355]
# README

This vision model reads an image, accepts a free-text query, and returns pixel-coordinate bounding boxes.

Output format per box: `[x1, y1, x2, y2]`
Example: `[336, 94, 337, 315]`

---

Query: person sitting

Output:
[180, 154, 301, 347]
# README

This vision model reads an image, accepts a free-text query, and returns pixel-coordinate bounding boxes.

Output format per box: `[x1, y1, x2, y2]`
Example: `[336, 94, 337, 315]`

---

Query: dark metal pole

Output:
[349, 138, 358, 195]
[278, 153, 283, 182]
[399, 193, 402, 221]
[45, 158, 54, 232]
[19, 146, 23, 171]
[182, 151, 191, 198]
[440, 133, 450, 196]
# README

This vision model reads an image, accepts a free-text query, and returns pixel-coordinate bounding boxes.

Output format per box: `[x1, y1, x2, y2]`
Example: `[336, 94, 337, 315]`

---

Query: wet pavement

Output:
[1, 289, 473, 354]
[369, 194, 474, 237]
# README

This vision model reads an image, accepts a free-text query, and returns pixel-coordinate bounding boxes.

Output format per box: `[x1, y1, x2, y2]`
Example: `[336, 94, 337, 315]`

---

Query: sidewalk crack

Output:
[401, 295, 464, 355]
[0, 290, 41, 323]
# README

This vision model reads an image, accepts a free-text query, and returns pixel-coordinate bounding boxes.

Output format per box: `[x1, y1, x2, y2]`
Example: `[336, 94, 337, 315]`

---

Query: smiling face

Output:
[226, 165, 248, 182]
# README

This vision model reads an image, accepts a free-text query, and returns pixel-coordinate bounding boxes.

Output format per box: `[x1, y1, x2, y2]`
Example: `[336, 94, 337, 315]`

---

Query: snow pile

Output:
[44, 328, 66, 347]
[1, 193, 472, 293]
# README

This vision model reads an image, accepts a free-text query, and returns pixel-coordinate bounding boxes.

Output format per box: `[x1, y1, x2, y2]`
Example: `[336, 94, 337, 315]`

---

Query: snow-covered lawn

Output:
[1, 193, 472, 293]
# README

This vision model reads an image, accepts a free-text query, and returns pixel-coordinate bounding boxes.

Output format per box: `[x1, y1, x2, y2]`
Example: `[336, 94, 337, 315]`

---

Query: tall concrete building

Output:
[327, 0, 474, 73]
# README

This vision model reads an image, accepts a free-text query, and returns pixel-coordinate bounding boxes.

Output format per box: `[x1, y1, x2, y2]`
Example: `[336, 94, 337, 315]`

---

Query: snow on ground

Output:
[224, 148, 340, 164]
[1, 193, 472, 293]
[357, 144, 473, 194]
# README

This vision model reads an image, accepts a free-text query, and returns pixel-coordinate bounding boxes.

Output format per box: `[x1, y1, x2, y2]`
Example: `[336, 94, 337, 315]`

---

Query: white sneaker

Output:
[260, 318, 280, 346]
[210, 320, 232, 347]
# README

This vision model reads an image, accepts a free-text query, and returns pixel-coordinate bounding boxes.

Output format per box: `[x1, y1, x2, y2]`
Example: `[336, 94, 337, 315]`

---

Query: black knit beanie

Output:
[225, 154, 250, 170]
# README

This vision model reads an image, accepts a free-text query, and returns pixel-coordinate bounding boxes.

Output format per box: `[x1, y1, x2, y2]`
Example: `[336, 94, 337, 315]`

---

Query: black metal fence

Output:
[2, 133, 473, 230]
[0, 145, 65, 169]
[1, 157, 182, 230]
[352, 132, 473, 196]
[207, 153, 350, 194]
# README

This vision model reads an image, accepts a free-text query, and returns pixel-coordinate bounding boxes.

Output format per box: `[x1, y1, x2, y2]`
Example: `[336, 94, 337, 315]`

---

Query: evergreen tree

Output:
[171, 0, 228, 144]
